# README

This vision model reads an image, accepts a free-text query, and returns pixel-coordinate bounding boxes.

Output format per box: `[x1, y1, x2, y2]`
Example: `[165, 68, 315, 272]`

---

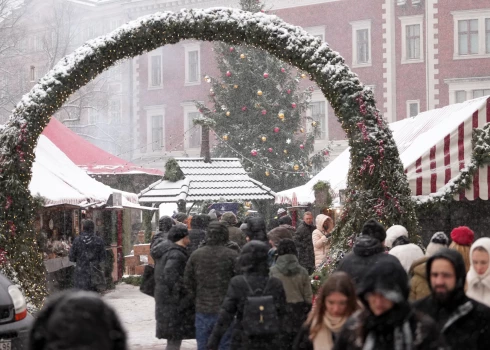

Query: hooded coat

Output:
[150, 239, 195, 340]
[246, 217, 268, 242]
[336, 235, 400, 287]
[184, 222, 238, 314]
[187, 215, 206, 255]
[69, 230, 107, 291]
[208, 241, 286, 350]
[293, 221, 316, 274]
[221, 212, 247, 248]
[333, 260, 441, 350]
[312, 215, 331, 266]
[389, 243, 424, 272]
[408, 256, 431, 301]
[467, 237, 490, 307]
[413, 248, 490, 349]
[29, 291, 126, 350]
[150, 216, 174, 248]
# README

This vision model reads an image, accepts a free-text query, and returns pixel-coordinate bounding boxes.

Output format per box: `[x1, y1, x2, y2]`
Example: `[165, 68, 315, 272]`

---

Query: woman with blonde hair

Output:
[449, 226, 474, 273]
[293, 272, 359, 350]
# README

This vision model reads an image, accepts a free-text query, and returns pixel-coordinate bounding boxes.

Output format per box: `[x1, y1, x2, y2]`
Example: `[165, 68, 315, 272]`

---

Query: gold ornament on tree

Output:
[226, 111, 231, 117]
[222, 135, 229, 141]
[257, 90, 263, 96]
[293, 164, 300, 171]
[240, 53, 246, 59]
[312, 121, 318, 127]
[265, 170, 270, 176]
[234, 85, 239, 89]
[300, 127, 305, 133]
[283, 149, 288, 154]
[261, 136, 267, 142]
[301, 73, 307, 79]
[278, 112, 285, 120]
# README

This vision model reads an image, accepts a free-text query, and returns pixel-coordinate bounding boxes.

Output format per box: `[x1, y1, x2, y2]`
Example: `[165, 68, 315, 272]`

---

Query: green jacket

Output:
[270, 254, 312, 303]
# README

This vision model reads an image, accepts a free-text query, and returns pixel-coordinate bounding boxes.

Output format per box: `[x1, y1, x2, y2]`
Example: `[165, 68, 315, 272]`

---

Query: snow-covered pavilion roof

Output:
[276, 96, 490, 205]
[139, 158, 275, 203]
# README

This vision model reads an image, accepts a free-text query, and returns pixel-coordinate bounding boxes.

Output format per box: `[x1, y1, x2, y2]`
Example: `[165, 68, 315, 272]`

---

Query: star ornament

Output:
[286, 138, 291, 144]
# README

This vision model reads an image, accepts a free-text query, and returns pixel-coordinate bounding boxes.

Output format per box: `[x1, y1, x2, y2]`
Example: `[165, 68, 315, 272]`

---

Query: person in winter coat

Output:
[413, 248, 490, 349]
[385, 225, 424, 272]
[184, 221, 238, 350]
[333, 259, 441, 350]
[151, 225, 195, 350]
[208, 241, 287, 350]
[293, 212, 316, 274]
[188, 215, 207, 255]
[449, 226, 474, 273]
[267, 226, 294, 267]
[409, 232, 449, 301]
[293, 272, 359, 350]
[221, 212, 246, 248]
[336, 219, 400, 287]
[151, 216, 174, 247]
[270, 239, 312, 350]
[69, 219, 107, 292]
[245, 216, 268, 242]
[174, 212, 189, 226]
[312, 214, 333, 267]
[29, 290, 126, 350]
[466, 237, 490, 307]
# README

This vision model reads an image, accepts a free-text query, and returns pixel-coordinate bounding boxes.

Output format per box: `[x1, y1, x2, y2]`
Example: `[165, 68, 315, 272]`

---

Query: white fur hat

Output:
[385, 225, 409, 248]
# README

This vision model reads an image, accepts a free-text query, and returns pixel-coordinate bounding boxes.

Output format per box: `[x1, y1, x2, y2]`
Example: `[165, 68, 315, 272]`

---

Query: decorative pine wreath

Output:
[0, 7, 417, 305]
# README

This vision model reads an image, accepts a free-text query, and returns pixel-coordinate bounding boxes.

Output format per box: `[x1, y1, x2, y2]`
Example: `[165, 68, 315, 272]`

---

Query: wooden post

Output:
[200, 125, 211, 163]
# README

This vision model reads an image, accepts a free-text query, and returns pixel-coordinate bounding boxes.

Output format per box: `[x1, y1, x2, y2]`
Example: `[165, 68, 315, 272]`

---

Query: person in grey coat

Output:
[69, 220, 107, 292]
[151, 225, 195, 350]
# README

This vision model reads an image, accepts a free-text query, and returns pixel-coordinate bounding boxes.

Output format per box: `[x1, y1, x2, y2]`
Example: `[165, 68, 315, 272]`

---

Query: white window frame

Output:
[184, 42, 201, 86]
[145, 105, 166, 154]
[305, 25, 326, 42]
[147, 49, 163, 90]
[350, 20, 372, 68]
[400, 15, 424, 64]
[406, 100, 420, 118]
[181, 102, 203, 150]
[306, 90, 328, 142]
[445, 77, 490, 104]
[452, 9, 490, 60]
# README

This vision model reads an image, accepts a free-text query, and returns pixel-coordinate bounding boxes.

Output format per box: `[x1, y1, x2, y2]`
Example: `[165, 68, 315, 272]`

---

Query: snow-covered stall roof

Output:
[276, 96, 490, 205]
[30, 135, 151, 209]
[139, 158, 275, 203]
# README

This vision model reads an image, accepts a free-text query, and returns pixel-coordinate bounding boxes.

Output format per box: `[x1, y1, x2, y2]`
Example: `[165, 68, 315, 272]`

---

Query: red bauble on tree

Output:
[242, 106, 247, 111]
[291, 103, 297, 108]
[274, 127, 280, 133]
[229, 47, 235, 52]
[299, 144, 304, 149]
[281, 67, 286, 73]
[261, 110, 267, 115]
[287, 89, 291, 94]
[268, 148, 273, 153]
[251, 150, 258, 157]
[263, 72, 269, 78]
[226, 71, 232, 77]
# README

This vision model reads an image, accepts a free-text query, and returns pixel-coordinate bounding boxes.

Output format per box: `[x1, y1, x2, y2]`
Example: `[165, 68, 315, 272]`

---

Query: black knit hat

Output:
[277, 238, 298, 257]
[361, 219, 386, 243]
[174, 212, 188, 223]
[167, 225, 189, 242]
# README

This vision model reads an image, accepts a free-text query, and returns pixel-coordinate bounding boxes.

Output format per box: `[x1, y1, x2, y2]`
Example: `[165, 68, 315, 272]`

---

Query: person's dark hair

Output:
[29, 291, 126, 350]
[277, 238, 298, 256]
[278, 215, 292, 226]
[306, 272, 359, 339]
[158, 215, 174, 232]
[238, 241, 269, 274]
[82, 219, 95, 233]
[361, 219, 386, 243]
[392, 235, 410, 247]
[174, 212, 188, 223]
[167, 225, 189, 243]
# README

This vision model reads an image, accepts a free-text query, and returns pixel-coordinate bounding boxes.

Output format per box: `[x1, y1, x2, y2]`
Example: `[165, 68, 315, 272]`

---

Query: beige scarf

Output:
[312, 313, 347, 350]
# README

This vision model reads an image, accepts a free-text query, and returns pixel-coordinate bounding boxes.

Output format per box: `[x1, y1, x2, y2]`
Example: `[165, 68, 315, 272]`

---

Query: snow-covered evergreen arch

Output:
[0, 8, 417, 304]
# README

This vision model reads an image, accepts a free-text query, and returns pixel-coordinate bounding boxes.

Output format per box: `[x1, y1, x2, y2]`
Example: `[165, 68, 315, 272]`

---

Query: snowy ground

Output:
[104, 283, 197, 350]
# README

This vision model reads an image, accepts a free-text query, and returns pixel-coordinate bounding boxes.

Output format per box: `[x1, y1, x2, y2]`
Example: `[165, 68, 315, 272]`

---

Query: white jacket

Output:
[389, 243, 424, 272]
[467, 237, 490, 307]
[312, 214, 331, 267]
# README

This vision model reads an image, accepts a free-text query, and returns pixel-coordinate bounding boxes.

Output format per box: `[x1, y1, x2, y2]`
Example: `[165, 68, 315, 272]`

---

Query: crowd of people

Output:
[29, 209, 490, 350]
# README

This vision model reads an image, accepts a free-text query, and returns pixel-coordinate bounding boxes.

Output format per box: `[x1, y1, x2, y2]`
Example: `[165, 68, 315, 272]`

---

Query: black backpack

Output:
[241, 276, 279, 336]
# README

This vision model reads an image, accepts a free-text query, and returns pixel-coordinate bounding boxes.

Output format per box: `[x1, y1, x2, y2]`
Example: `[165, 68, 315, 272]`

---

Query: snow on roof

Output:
[276, 96, 490, 205]
[139, 157, 275, 203]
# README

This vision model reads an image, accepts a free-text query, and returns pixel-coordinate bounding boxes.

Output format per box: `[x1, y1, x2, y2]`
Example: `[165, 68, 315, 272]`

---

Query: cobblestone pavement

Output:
[104, 283, 197, 350]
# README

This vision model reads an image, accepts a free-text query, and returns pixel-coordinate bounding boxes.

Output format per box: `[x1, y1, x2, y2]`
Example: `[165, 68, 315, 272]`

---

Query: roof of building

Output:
[276, 95, 490, 205]
[42, 117, 163, 176]
[138, 157, 275, 203]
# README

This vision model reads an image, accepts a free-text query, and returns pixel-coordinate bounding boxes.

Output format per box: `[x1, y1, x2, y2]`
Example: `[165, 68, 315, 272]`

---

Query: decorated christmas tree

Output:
[196, 0, 329, 192]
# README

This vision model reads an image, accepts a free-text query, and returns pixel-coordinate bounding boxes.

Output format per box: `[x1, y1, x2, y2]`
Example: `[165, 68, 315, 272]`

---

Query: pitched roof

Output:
[139, 158, 275, 203]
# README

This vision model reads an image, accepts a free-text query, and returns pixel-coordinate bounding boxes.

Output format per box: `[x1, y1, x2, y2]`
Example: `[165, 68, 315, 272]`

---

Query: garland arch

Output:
[0, 8, 418, 304]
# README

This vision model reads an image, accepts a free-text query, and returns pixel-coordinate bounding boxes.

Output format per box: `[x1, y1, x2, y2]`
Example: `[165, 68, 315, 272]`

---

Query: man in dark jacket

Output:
[69, 220, 107, 292]
[151, 226, 195, 350]
[246, 216, 268, 242]
[334, 259, 442, 350]
[221, 212, 246, 248]
[336, 219, 400, 286]
[150, 215, 174, 247]
[413, 248, 490, 349]
[188, 214, 206, 255]
[293, 211, 316, 274]
[184, 221, 238, 350]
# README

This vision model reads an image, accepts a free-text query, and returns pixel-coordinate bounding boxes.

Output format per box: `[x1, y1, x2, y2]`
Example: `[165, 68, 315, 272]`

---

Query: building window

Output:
[407, 100, 420, 118]
[472, 89, 490, 98]
[305, 26, 326, 42]
[458, 19, 479, 55]
[446, 77, 490, 104]
[309, 101, 326, 140]
[350, 20, 372, 67]
[149, 54, 162, 88]
[486, 18, 490, 53]
[187, 112, 202, 148]
[184, 43, 201, 85]
[406, 24, 421, 59]
[30, 66, 36, 82]
[109, 99, 121, 124]
[400, 15, 424, 64]
[455, 90, 467, 103]
[151, 115, 163, 151]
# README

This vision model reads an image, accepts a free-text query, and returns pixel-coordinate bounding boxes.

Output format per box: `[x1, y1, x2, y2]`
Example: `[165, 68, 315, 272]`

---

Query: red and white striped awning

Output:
[276, 96, 490, 204]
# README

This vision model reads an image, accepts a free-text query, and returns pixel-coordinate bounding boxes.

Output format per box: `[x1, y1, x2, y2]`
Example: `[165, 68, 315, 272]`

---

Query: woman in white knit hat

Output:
[467, 237, 490, 307]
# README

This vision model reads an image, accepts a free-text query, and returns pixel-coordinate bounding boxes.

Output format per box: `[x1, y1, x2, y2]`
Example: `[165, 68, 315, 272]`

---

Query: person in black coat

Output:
[69, 219, 107, 291]
[29, 290, 126, 350]
[187, 214, 206, 255]
[333, 260, 442, 350]
[208, 241, 287, 350]
[246, 216, 268, 242]
[413, 248, 490, 349]
[150, 215, 174, 248]
[151, 226, 195, 350]
[293, 212, 316, 274]
[336, 219, 400, 287]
